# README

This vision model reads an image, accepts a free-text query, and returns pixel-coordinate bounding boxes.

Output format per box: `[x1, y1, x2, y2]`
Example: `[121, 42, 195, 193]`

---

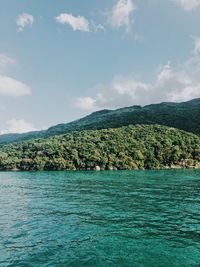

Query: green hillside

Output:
[47, 98, 200, 135]
[0, 124, 200, 171]
[0, 98, 199, 145]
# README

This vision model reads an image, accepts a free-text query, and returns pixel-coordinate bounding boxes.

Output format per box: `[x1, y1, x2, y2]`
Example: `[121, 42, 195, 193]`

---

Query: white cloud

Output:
[191, 36, 200, 55]
[155, 62, 200, 102]
[55, 13, 90, 32]
[0, 75, 31, 96]
[91, 21, 105, 32]
[74, 59, 200, 111]
[1, 119, 38, 134]
[94, 24, 105, 32]
[0, 54, 15, 69]
[0, 55, 31, 97]
[108, 0, 136, 31]
[16, 13, 34, 32]
[172, 0, 200, 11]
[74, 97, 97, 111]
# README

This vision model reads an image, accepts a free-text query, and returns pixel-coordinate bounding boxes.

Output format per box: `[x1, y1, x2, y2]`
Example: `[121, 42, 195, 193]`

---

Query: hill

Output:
[0, 98, 199, 145]
[0, 124, 200, 171]
[47, 98, 200, 135]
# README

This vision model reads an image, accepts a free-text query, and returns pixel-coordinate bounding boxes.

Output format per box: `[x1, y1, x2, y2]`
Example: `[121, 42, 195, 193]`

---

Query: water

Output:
[0, 170, 200, 267]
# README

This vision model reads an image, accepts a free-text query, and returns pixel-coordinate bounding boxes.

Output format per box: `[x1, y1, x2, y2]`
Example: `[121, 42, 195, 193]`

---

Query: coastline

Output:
[1, 164, 200, 172]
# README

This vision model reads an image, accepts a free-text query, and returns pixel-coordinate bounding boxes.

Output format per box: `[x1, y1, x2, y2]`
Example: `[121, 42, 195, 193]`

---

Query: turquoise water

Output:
[0, 170, 200, 267]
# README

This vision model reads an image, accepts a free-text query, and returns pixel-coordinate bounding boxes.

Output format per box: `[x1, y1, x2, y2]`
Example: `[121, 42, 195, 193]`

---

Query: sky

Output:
[0, 0, 200, 134]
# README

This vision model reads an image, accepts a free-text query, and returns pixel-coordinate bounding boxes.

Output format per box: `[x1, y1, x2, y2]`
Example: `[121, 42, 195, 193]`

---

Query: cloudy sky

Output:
[0, 0, 200, 134]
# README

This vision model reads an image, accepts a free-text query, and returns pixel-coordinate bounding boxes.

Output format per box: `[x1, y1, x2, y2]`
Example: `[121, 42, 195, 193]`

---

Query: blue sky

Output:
[0, 0, 200, 133]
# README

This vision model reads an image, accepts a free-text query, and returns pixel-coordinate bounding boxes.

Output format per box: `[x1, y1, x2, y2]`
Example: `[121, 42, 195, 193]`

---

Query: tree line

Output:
[0, 124, 199, 171]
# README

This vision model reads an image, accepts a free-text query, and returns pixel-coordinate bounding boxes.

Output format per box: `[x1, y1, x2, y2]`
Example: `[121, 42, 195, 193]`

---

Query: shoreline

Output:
[1, 165, 200, 172]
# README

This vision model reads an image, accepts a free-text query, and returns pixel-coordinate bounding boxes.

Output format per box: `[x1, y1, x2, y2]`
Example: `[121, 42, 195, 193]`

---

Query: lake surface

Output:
[0, 170, 200, 267]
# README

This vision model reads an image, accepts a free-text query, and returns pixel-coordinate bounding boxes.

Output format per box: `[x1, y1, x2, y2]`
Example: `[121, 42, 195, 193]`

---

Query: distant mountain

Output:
[47, 98, 200, 135]
[0, 98, 199, 145]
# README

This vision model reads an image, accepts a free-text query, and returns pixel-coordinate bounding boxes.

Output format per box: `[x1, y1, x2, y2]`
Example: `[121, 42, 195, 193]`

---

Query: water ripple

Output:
[0, 170, 200, 267]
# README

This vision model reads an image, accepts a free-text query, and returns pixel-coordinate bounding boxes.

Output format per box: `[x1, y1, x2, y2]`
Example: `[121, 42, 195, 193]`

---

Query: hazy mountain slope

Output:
[47, 98, 200, 135]
[0, 98, 199, 145]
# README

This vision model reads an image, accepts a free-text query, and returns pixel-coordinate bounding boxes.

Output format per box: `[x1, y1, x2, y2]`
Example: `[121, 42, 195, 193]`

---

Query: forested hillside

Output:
[0, 98, 199, 145]
[0, 125, 200, 171]
[47, 98, 200, 136]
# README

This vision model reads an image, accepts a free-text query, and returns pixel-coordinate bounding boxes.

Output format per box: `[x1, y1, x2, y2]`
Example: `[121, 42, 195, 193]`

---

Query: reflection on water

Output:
[0, 170, 200, 267]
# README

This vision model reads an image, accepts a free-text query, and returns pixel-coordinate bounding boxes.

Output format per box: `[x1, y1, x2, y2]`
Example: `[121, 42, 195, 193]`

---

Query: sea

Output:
[0, 170, 200, 267]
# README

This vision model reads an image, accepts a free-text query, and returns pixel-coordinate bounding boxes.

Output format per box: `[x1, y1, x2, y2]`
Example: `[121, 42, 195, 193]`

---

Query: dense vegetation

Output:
[0, 98, 199, 145]
[47, 98, 200, 136]
[0, 125, 200, 171]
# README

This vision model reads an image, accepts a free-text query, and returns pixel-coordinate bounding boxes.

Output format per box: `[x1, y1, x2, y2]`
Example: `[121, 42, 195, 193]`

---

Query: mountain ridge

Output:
[0, 98, 199, 145]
